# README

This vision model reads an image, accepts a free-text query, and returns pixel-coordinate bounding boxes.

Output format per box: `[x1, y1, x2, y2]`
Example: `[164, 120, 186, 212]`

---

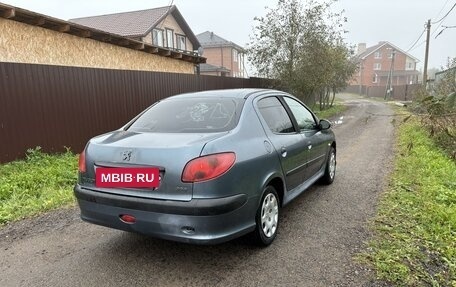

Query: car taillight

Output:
[78, 150, 86, 173]
[182, 152, 236, 183]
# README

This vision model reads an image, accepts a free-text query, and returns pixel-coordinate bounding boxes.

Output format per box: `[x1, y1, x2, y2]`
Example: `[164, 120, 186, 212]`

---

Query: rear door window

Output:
[257, 97, 295, 133]
[283, 97, 317, 131]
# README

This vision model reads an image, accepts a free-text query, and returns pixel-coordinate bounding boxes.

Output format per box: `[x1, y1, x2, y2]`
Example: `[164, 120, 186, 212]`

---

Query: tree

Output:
[248, 0, 357, 107]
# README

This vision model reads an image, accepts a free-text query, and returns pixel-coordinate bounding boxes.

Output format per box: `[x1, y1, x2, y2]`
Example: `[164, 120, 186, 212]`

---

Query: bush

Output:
[411, 59, 456, 159]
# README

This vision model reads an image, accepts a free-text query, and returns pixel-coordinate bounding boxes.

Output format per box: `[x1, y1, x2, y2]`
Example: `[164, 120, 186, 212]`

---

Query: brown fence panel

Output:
[0, 62, 275, 163]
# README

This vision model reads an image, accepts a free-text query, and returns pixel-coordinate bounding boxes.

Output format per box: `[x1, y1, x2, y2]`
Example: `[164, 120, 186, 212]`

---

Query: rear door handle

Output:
[280, 147, 287, 157]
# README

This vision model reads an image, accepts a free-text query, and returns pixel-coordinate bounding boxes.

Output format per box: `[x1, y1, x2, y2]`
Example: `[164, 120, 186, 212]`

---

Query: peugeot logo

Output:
[121, 150, 132, 161]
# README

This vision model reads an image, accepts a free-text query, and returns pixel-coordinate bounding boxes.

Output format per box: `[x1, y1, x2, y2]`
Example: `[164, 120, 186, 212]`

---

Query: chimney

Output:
[357, 43, 366, 54]
[210, 32, 214, 39]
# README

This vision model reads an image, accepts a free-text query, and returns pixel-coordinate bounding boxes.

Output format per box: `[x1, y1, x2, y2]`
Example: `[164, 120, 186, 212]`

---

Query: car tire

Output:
[252, 185, 280, 246]
[321, 147, 336, 185]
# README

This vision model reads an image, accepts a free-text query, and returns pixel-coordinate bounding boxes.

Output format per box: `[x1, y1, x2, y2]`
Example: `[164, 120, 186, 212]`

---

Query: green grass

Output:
[360, 118, 456, 286]
[313, 103, 347, 119]
[0, 147, 78, 225]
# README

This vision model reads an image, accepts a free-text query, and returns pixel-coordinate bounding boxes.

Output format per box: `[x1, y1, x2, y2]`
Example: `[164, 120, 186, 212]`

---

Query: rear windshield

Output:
[128, 97, 243, 133]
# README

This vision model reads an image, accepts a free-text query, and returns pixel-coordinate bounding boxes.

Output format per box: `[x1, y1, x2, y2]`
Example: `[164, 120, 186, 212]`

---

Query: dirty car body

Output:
[74, 89, 336, 245]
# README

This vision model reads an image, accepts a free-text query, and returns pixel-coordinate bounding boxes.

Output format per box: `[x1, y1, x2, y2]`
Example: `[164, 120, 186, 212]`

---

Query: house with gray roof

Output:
[351, 41, 420, 87]
[196, 31, 246, 77]
[70, 6, 200, 55]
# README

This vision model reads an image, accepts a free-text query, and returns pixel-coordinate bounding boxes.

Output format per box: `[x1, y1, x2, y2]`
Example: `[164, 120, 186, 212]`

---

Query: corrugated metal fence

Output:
[0, 62, 274, 163]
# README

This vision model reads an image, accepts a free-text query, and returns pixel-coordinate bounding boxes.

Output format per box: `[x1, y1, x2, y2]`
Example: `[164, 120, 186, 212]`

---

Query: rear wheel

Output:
[252, 186, 280, 246]
[321, 147, 336, 184]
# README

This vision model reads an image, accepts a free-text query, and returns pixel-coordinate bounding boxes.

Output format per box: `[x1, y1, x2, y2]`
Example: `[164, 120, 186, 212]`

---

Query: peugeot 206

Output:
[74, 89, 336, 246]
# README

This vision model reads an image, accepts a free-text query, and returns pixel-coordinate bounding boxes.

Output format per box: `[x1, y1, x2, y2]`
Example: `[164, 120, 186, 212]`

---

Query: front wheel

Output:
[252, 186, 280, 246]
[321, 147, 336, 185]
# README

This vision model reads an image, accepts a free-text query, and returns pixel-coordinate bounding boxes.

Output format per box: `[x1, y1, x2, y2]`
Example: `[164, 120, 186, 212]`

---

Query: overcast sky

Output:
[2, 0, 455, 73]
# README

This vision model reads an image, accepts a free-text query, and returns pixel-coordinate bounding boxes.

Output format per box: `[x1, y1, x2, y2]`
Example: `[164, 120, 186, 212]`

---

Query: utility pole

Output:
[384, 49, 395, 100]
[358, 62, 363, 96]
[423, 19, 431, 86]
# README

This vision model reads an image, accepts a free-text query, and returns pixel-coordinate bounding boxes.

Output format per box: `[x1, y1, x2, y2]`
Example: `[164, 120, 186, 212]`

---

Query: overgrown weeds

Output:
[411, 58, 456, 160]
[0, 147, 77, 225]
[359, 118, 456, 286]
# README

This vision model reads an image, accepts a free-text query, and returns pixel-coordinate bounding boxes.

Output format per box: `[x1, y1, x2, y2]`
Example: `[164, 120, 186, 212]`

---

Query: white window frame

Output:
[373, 63, 381, 70]
[374, 51, 381, 59]
[233, 49, 238, 62]
[372, 73, 378, 83]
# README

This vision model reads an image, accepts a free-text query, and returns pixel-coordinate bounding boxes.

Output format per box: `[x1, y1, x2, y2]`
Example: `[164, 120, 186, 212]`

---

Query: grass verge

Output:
[0, 147, 77, 225]
[360, 118, 456, 286]
[313, 103, 347, 119]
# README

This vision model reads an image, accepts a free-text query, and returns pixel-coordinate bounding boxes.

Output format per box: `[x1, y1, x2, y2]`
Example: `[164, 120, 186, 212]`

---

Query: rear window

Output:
[128, 97, 243, 133]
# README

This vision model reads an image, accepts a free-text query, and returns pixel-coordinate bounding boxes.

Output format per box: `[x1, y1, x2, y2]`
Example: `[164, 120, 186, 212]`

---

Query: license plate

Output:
[95, 167, 160, 188]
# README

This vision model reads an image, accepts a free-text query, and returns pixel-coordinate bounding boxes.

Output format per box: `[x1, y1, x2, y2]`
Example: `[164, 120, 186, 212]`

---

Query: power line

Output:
[431, 1, 453, 36]
[408, 40, 426, 52]
[436, 24, 456, 38]
[432, 2, 456, 24]
[406, 28, 426, 52]
[433, 0, 451, 19]
[432, 20, 445, 36]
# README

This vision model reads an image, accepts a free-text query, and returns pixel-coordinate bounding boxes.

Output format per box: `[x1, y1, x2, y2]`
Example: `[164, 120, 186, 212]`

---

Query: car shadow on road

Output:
[92, 183, 325, 260]
[71, 184, 338, 285]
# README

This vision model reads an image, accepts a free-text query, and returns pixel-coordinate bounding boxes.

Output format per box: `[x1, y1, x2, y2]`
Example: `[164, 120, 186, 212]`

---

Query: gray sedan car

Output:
[74, 89, 336, 246]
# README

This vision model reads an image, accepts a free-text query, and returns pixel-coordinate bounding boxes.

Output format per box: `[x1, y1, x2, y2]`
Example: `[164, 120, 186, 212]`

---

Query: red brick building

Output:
[196, 31, 246, 77]
[351, 41, 419, 87]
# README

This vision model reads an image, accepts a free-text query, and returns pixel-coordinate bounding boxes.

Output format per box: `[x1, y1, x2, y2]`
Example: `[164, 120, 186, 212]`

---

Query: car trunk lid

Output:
[81, 130, 227, 201]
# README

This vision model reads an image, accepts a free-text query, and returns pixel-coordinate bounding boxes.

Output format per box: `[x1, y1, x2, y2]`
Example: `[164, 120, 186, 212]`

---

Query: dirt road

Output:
[0, 94, 394, 286]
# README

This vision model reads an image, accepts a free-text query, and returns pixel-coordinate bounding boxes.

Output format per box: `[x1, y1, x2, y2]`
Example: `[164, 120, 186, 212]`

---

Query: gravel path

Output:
[0, 94, 395, 287]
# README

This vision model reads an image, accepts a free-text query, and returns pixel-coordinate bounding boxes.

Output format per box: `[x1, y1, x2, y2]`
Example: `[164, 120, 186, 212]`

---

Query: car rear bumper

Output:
[74, 185, 256, 244]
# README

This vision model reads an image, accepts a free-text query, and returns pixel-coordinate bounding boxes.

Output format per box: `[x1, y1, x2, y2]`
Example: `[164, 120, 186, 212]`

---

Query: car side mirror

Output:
[319, 119, 331, 130]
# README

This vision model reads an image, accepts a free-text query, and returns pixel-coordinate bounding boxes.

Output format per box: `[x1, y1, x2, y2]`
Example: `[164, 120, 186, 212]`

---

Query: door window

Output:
[283, 97, 317, 131]
[257, 97, 294, 134]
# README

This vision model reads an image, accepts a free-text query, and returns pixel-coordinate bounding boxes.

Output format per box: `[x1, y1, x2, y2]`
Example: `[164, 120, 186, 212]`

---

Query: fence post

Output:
[405, 84, 408, 101]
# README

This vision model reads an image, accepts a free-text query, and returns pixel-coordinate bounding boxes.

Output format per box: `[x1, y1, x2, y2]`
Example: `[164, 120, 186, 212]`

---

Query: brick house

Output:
[351, 41, 419, 87]
[196, 31, 246, 77]
[70, 6, 201, 56]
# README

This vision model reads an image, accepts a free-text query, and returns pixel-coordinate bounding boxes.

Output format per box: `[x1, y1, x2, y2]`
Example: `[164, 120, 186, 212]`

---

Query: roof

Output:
[196, 31, 244, 52]
[70, 6, 170, 37]
[70, 5, 201, 50]
[435, 66, 456, 77]
[358, 41, 419, 62]
[0, 3, 204, 64]
[199, 63, 231, 73]
[168, 88, 273, 100]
